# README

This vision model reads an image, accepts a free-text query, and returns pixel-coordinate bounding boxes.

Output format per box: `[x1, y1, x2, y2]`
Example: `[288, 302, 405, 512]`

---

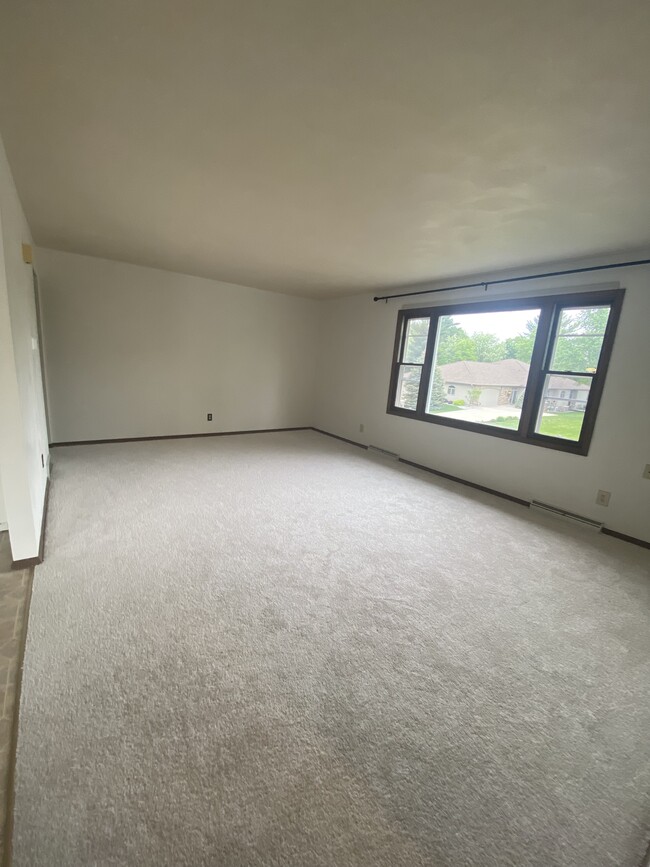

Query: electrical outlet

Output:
[359, 423, 364, 433]
[643, 464, 650, 480]
[207, 413, 212, 421]
[596, 490, 611, 507]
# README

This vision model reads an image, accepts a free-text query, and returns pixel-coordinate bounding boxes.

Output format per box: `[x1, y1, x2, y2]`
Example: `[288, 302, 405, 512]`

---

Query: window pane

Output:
[549, 306, 610, 373]
[535, 374, 591, 440]
[426, 308, 540, 429]
[402, 318, 429, 364]
[395, 365, 421, 411]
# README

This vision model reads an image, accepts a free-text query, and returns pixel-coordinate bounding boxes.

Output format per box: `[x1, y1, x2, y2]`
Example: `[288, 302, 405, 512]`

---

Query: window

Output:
[387, 288, 624, 455]
[393, 317, 429, 410]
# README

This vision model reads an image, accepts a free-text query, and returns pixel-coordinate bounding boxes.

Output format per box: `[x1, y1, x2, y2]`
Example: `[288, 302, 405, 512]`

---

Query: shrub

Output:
[453, 399, 465, 406]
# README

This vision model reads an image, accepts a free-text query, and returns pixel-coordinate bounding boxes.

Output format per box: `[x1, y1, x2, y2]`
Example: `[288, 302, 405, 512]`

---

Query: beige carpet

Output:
[13, 430, 650, 866]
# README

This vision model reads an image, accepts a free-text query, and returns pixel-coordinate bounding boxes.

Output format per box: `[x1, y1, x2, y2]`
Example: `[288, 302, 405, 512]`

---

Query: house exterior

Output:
[438, 359, 590, 410]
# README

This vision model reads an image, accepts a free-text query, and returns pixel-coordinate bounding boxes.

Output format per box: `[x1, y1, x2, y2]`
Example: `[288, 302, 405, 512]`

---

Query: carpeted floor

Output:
[12, 430, 650, 866]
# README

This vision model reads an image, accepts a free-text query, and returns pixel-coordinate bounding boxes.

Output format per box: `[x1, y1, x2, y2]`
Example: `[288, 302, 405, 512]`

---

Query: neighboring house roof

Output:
[439, 359, 529, 387]
[439, 359, 588, 391]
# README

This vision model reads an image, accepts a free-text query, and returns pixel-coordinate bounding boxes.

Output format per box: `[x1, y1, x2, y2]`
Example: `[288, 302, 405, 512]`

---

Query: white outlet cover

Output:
[596, 490, 611, 506]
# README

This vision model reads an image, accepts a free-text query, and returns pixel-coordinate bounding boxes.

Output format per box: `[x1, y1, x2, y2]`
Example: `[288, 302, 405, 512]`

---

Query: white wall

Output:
[0, 470, 7, 531]
[36, 249, 320, 443]
[0, 137, 50, 560]
[315, 259, 650, 543]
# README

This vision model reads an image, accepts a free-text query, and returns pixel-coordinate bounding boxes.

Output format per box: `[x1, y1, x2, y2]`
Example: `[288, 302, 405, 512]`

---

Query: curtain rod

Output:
[372, 257, 650, 303]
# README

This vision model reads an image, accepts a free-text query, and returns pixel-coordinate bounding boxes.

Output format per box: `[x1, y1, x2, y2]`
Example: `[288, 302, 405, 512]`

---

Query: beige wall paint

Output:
[0, 469, 7, 531]
[36, 249, 320, 443]
[314, 259, 650, 543]
[0, 137, 49, 560]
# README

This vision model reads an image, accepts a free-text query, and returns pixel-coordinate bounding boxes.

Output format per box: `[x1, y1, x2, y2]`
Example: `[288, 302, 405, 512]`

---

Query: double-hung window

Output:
[387, 288, 624, 455]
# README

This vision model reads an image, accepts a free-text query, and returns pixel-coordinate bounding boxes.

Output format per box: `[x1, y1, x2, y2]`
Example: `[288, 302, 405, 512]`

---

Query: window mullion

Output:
[544, 369, 596, 378]
[519, 304, 556, 438]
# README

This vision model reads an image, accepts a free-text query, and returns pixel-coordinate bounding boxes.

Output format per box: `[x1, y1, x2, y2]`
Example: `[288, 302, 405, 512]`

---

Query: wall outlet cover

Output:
[207, 413, 213, 421]
[596, 490, 611, 507]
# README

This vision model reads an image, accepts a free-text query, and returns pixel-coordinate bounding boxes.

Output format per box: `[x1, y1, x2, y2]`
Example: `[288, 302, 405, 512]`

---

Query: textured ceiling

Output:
[1, 0, 649, 297]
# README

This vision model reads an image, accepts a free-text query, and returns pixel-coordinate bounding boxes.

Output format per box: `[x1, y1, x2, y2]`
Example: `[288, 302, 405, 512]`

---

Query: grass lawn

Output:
[490, 411, 584, 441]
[428, 404, 462, 414]
[486, 415, 519, 429]
[537, 412, 584, 440]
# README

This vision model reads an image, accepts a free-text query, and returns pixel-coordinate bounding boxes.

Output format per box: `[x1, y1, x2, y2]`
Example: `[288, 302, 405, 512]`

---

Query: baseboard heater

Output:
[367, 444, 400, 461]
[529, 500, 603, 531]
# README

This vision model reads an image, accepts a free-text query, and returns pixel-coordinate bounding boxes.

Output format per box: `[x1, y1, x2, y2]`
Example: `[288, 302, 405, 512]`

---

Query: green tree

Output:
[427, 367, 447, 410]
[471, 332, 505, 362]
[435, 317, 509, 364]
[436, 333, 477, 365]
[551, 307, 609, 372]
[504, 316, 539, 362]
[398, 369, 420, 411]
[403, 317, 430, 364]
[435, 317, 477, 365]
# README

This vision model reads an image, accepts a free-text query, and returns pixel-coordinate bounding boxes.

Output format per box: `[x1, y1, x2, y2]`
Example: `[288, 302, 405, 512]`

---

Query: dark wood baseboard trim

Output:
[310, 428, 368, 450]
[311, 428, 650, 551]
[398, 457, 530, 507]
[10, 556, 41, 569]
[11, 476, 50, 570]
[311, 427, 524, 503]
[50, 426, 312, 448]
[2, 565, 35, 867]
[601, 527, 650, 550]
[394, 461, 650, 550]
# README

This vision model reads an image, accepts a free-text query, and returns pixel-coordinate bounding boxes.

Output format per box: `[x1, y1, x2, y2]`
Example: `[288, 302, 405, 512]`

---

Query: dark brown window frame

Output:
[386, 287, 625, 456]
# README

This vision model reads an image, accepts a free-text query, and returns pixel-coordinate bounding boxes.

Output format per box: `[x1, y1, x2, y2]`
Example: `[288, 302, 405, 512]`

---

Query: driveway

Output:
[444, 406, 522, 423]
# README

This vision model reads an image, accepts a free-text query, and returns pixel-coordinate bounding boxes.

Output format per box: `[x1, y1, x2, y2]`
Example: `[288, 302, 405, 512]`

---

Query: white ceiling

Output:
[1, 0, 649, 297]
